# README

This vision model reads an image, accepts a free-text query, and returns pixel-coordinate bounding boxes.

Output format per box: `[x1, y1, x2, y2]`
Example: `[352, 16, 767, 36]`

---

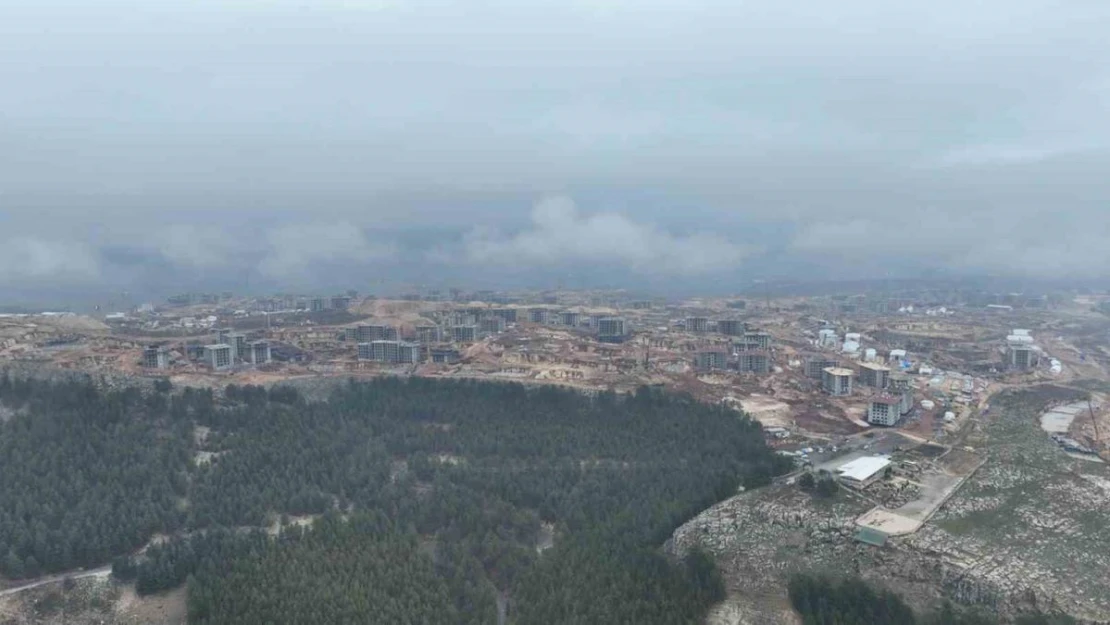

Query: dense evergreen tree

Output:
[4, 373, 791, 624]
[0, 374, 190, 577]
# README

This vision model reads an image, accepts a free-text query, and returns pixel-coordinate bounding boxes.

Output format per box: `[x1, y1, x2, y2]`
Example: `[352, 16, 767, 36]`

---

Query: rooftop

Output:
[871, 396, 901, 406]
[859, 362, 891, 372]
[836, 455, 892, 482]
[823, 367, 855, 376]
[854, 526, 888, 547]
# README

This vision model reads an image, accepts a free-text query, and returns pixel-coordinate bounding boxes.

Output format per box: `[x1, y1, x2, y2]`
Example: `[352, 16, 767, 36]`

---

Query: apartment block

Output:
[868, 396, 901, 426]
[529, 308, 551, 324]
[560, 312, 581, 327]
[716, 319, 745, 337]
[205, 344, 233, 370]
[859, 362, 891, 389]
[804, 355, 840, 379]
[1008, 345, 1039, 370]
[452, 325, 479, 343]
[686, 317, 710, 333]
[357, 324, 396, 342]
[739, 351, 771, 374]
[597, 317, 628, 343]
[744, 331, 773, 350]
[479, 317, 506, 334]
[888, 372, 914, 416]
[823, 367, 854, 396]
[694, 349, 729, 371]
[249, 341, 271, 365]
[143, 346, 169, 369]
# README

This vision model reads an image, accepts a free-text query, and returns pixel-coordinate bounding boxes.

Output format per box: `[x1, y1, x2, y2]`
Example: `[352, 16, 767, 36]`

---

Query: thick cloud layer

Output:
[1, 0, 1109, 299]
[460, 197, 752, 276]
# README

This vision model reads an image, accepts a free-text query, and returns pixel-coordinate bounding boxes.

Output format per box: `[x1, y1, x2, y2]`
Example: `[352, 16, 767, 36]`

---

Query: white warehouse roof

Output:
[836, 455, 891, 482]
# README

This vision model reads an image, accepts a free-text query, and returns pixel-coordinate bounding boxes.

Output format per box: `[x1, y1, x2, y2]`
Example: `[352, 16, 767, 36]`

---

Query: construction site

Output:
[4, 287, 1110, 623]
[3, 290, 1109, 454]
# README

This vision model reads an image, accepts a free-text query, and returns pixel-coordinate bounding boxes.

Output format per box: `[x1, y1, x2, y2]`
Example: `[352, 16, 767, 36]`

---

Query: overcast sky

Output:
[2, 0, 1109, 302]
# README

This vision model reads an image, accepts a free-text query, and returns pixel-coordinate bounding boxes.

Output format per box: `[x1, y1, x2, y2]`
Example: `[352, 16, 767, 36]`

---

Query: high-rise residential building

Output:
[310, 298, 327, 312]
[804, 355, 840, 379]
[888, 372, 914, 416]
[357, 324, 396, 342]
[415, 325, 441, 343]
[739, 351, 771, 374]
[686, 317, 710, 333]
[1008, 345, 1038, 370]
[560, 312, 581, 327]
[744, 331, 773, 350]
[491, 308, 517, 323]
[228, 333, 248, 363]
[369, 340, 400, 363]
[823, 367, 854, 396]
[398, 342, 422, 364]
[205, 344, 233, 370]
[249, 341, 271, 365]
[868, 396, 901, 426]
[858, 362, 891, 389]
[694, 349, 729, 371]
[479, 317, 506, 334]
[529, 308, 550, 324]
[143, 346, 169, 369]
[597, 317, 628, 343]
[716, 319, 745, 337]
[452, 325, 478, 343]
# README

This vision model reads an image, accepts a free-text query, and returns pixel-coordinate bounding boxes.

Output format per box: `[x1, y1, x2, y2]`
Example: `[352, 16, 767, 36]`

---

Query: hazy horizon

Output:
[4, 0, 1110, 304]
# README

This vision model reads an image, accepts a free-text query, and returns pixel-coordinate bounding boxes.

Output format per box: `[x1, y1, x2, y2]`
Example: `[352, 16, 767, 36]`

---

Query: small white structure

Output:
[836, 455, 892, 489]
[1012, 329, 1031, 337]
[845, 332, 862, 343]
[864, 348, 878, 362]
[842, 340, 861, 355]
[944, 411, 956, 422]
[921, 399, 936, 410]
[889, 349, 907, 363]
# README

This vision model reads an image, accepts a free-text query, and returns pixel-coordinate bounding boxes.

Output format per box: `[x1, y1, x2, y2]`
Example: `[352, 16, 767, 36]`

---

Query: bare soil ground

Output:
[114, 585, 187, 625]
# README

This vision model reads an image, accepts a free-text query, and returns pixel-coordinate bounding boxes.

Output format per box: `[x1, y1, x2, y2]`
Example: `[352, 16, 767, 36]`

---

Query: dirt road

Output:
[0, 566, 111, 598]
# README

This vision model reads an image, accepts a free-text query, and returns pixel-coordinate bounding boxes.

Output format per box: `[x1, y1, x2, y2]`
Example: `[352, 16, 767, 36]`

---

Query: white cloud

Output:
[0, 238, 100, 284]
[257, 222, 397, 279]
[152, 225, 239, 269]
[460, 196, 754, 275]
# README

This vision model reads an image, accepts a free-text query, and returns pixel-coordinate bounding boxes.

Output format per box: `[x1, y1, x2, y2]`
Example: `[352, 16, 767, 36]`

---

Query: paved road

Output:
[0, 566, 111, 598]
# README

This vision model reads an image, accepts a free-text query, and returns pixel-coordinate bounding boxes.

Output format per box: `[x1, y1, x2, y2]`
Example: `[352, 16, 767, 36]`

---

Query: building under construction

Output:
[739, 351, 771, 374]
[205, 344, 232, 370]
[143, 346, 169, 369]
[823, 367, 854, 396]
[694, 349, 729, 371]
